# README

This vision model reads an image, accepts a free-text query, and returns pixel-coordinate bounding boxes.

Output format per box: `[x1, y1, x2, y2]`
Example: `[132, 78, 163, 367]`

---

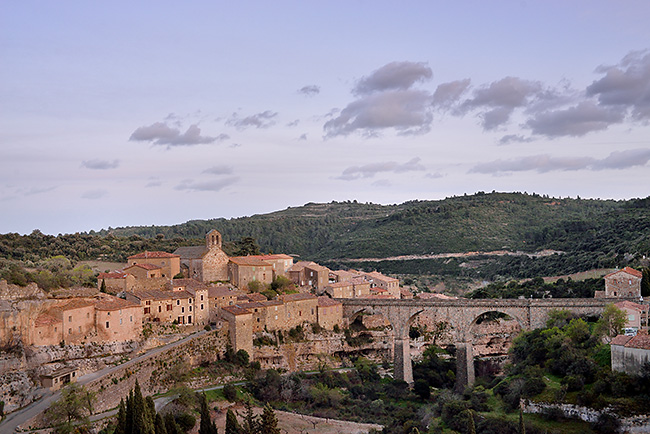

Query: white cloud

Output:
[336, 157, 425, 180]
[130, 122, 227, 147]
[81, 159, 120, 170]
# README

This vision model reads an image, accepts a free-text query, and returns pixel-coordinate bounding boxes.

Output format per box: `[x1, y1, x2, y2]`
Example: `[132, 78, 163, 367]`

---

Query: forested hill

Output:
[96, 192, 650, 262]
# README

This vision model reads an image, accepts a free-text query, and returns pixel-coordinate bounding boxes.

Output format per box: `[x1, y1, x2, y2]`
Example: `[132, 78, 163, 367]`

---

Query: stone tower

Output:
[206, 229, 222, 250]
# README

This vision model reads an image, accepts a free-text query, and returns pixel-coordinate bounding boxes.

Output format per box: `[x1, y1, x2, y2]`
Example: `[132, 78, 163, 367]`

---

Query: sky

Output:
[2, 1, 650, 235]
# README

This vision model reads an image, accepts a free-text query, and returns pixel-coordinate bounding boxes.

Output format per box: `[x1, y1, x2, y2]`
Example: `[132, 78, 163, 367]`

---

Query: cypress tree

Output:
[164, 412, 182, 434]
[198, 393, 218, 434]
[154, 413, 168, 434]
[260, 404, 280, 434]
[240, 400, 259, 434]
[225, 409, 242, 434]
[115, 398, 126, 434]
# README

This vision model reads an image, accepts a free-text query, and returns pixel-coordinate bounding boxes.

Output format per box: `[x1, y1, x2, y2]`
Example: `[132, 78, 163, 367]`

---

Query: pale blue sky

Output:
[2, 1, 650, 234]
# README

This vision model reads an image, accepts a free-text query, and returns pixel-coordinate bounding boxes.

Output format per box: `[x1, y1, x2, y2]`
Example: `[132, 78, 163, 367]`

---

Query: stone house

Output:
[288, 261, 330, 291]
[123, 263, 162, 279]
[127, 251, 180, 279]
[221, 305, 253, 356]
[208, 285, 240, 322]
[611, 330, 650, 376]
[40, 367, 78, 391]
[228, 256, 273, 289]
[174, 230, 230, 283]
[94, 295, 142, 342]
[172, 279, 210, 326]
[97, 272, 136, 294]
[126, 289, 197, 325]
[244, 300, 285, 333]
[614, 300, 648, 331]
[604, 267, 642, 298]
[325, 281, 355, 298]
[247, 254, 294, 277]
[31, 299, 96, 346]
[317, 297, 342, 330]
[363, 271, 401, 298]
[279, 293, 318, 329]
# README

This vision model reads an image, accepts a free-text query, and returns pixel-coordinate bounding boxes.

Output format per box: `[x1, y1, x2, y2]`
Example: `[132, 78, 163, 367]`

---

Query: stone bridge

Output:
[340, 297, 615, 388]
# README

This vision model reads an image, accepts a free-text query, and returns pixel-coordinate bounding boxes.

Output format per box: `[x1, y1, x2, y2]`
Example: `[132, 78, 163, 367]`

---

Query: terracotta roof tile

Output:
[124, 263, 161, 271]
[280, 293, 317, 302]
[94, 295, 139, 311]
[98, 272, 129, 279]
[128, 251, 180, 259]
[229, 257, 271, 266]
[174, 246, 208, 259]
[318, 296, 341, 307]
[625, 332, 650, 350]
[611, 335, 633, 346]
[222, 305, 252, 316]
[605, 267, 643, 279]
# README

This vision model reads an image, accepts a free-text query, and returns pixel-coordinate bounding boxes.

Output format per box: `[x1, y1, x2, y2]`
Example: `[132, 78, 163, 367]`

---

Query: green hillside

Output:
[2, 192, 649, 284]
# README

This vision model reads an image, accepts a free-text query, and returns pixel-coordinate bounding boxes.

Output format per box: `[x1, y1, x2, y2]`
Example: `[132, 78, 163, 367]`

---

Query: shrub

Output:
[223, 384, 237, 402]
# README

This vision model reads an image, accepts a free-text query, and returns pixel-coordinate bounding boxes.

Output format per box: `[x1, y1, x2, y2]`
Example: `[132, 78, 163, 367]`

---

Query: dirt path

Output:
[336, 249, 563, 263]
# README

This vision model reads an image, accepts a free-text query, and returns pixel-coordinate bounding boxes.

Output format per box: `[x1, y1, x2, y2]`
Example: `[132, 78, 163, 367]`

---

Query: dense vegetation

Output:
[2, 192, 650, 287]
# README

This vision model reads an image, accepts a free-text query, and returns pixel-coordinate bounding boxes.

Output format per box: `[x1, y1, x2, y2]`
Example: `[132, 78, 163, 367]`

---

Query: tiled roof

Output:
[174, 246, 208, 259]
[249, 254, 293, 260]
[98, 272, 129, 279]
[328, 282, 353, 288]
[318, 296, 341, 307]
[305, 263, 329, 272]
[208, 285, 237, 298]
[172, 278, 210, 291]
[280, 293, 317, 302]
[287, 261, 312, 272]
[94, 295, 139, 311]
[247, 293, 268, 302]
[124, 263, 161, 271]
[128, 251, 179, 259]
[614, 300, 647, 311]
[229, 257, 270, 266]
[627, 332, 650, 350]
[364, 271, 399, 282]
[222, 305, 252, 316]
[605, 267, 643, 279]
[129, 289, 192, 301]
[35, 312, 60, 327]
[611, 335, 633, 346]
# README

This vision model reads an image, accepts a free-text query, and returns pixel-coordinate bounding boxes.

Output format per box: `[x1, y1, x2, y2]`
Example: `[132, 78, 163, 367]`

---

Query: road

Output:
[0, 329, 210, 434]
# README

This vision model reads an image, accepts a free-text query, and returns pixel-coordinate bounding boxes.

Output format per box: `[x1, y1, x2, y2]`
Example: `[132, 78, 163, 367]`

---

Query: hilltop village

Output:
[0, 230, 406, 390]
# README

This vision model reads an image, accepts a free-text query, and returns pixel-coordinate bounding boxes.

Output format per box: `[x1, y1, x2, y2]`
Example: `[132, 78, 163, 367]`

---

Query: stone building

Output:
[207, 285, 240, 322]
[325, 281, 355, 298]
[123, 263, 163, 279]
[29, 295, 141, 346]
[126, 289, 197, 325]
[97, 272, 136, 294]
[246, 254, 294, 277]
[174, 230, 230, 283]
[127, 251, 180, 279]
[317, 297, 343, 330]
[288, 262, 330, 291]
[31, 299, 95, 346]
[221, 305, 253, 356]
[363, 271, 401, 298]
[611, 330, 650, 376]
[279, 293, 318, 329]
[172, 279, 211, 326]
[94, 295, 142, 342]
[604, 267, 642, 298]
[228, 256, 273, 289]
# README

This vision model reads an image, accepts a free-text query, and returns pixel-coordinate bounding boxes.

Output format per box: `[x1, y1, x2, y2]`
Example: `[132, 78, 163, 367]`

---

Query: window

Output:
[200, 294, 204, 301]
[130, 316, 133, 322]
[68, 328, 72, 334]
[106, 322, 110, 328]
[311, 308, 314, 315]
[189, 306, 192, 312]
[87, 312, 90, 319]
[629, 315, 635, 321]
[177, 300, 180, 306]
[146, 301, 151, 306]
[78, 326, 81, 332]
[200, 304, 204, 310]
[181, 307, 185, 313]
[68, 315, 72, 322]
[189, 298, 192, 303]
[158, 306, 162, 313]
[167, 304, 172, 311]
[120, 318, 123, 325]
[144, 307, 150, 314]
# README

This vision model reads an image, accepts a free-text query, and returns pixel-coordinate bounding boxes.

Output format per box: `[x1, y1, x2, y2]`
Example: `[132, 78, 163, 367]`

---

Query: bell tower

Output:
[206, 229, 222, 250]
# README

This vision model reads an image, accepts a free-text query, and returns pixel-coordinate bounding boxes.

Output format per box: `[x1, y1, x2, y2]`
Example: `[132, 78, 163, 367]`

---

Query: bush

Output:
[223, 384, 237, 402]
[593, 413, 620, 433]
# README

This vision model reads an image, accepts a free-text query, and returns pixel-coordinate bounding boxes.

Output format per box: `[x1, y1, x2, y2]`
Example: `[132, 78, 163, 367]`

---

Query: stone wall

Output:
[611, 344, 650, 376]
